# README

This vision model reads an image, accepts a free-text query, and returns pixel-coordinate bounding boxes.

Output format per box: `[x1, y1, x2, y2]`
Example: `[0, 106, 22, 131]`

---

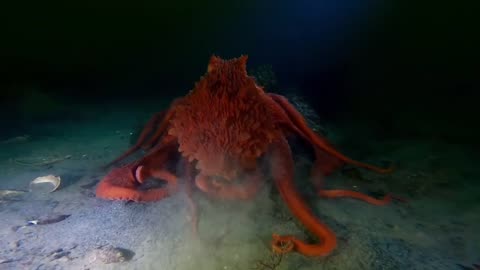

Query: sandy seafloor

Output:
[0, 101, 479, 270]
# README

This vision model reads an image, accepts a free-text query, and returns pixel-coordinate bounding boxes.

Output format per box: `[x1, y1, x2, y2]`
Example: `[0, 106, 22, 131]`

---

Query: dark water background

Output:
[1, 0, 479, 146]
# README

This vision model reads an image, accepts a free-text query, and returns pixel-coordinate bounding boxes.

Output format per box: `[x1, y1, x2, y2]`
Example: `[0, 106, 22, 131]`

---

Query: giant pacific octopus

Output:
[96, 55, 397, 257]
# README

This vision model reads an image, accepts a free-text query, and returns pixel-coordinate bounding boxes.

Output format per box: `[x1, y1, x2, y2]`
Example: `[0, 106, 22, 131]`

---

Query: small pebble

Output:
[89, 245, 134, 264]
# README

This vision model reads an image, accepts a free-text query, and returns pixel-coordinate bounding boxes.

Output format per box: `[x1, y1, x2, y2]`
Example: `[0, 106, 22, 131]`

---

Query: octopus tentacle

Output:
[268, 93, 393, 174]
[95, 165, 176, 202]
[97, 135, 180, 202]
[105, 110, 167, 167]
[318, 190, 396, 205]
[135, 165, 177, 186]
[308, 149, 345, 190]
[143, 100, 180, 149]
[134, 135, 178, 169]
[270, 137, 337, 257]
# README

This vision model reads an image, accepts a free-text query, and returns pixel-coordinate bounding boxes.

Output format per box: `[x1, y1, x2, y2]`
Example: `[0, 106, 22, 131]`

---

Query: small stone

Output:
[90, 245, 134, 264]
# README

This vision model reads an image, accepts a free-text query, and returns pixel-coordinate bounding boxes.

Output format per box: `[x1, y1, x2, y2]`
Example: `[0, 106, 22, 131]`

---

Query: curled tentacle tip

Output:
[272, 244, 294, 254]
[272, 246, 289, 254]
[271, 234, 294, 254]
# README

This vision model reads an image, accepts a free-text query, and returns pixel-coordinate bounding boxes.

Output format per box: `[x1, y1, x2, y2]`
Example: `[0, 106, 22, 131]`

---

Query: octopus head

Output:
[207, 55, 248, 74]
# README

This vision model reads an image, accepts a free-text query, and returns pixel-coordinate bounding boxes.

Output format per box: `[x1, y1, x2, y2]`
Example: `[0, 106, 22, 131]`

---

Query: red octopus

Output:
[96, 55, 396, 257]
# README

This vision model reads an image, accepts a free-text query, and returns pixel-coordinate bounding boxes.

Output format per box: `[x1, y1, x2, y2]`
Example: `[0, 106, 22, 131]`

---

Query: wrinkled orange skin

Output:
[96, 55, 395, 257]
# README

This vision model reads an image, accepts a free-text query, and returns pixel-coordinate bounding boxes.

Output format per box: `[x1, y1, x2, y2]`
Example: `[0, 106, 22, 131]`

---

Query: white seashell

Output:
[29, 175, 61, 193]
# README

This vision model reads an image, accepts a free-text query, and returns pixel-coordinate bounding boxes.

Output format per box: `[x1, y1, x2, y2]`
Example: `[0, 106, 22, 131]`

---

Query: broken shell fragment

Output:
[30, 175, 61, 193]
[0, 189, 27, 200]
[27, 214, 71, 225]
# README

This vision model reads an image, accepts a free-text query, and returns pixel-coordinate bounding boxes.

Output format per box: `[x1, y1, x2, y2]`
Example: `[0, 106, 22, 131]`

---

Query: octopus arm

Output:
[269, 137, 337, 257]
[95, 165, 174, 202]
[268, 93, 393, 174]
[96, 136, 180, 202]
[106, 100, 180, 167]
